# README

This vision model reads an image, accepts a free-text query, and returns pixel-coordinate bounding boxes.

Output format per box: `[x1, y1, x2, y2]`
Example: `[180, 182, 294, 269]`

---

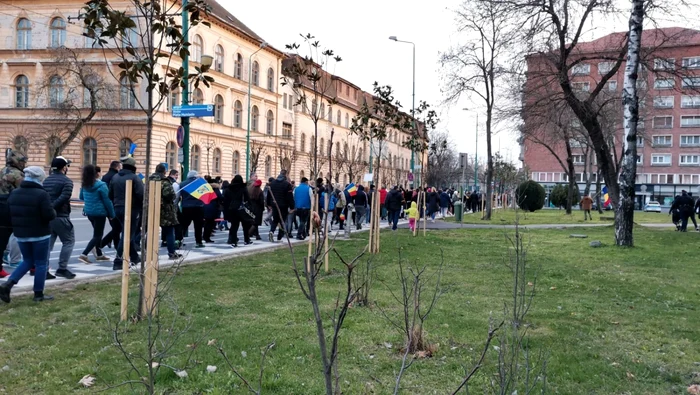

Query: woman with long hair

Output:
[78, 165, 115, 263]
[223, 175, 252, 247]
[248, 179, 265, 240]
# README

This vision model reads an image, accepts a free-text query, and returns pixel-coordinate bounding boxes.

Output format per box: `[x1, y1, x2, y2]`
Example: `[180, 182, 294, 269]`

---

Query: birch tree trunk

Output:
[615, 0, 644, 246]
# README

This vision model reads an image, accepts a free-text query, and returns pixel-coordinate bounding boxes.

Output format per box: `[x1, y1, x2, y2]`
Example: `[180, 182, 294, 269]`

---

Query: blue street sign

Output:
[172, 104, 214, 118]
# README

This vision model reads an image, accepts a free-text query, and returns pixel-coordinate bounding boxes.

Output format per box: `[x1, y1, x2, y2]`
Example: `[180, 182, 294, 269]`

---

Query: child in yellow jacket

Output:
[405, 201, 419, 231]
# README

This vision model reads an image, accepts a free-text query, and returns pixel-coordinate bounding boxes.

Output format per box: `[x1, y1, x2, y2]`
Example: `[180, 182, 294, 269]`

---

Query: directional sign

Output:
[178, 148, 184, 164]
[176, 125, 184, 147]
[172, 104, 214, 118]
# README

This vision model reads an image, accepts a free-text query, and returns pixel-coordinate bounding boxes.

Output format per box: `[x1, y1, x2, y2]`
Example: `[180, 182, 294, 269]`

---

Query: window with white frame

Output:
[651, 174, 674, 184]
[651, 154, 672, 165]
[682, 77, 700, 88]
[680, 154, 700, 165]
[653, 116, 673, 129]
[608, 81, 617, 91]
[681, 95, 700, 108]
[681, 135, 700, 147]
[537, 172, 546, 182]
[572, 82, 590, 92]
[572, 154, 585, 165]
[681, 115, 700, 127]
[682, 57, 700, 69]
[653, 96, 674, 108]
[569, 139, 584, 148]
[571, 63, 590, 75]
[598, 62, 614, 74]
[654, 78, 675, 89]
[636, 173, 649, 183]
[653, 58, 675, 70]
[652, 135, 672, 146]
[637, 136, 645, 147]
[637, 154, 643, 165]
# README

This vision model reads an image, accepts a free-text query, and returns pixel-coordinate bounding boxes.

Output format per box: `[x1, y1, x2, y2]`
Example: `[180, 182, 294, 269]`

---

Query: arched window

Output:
[251, 105, 259, 132]
[119, 138, 133, 158]
[191, 144, 200, 172]
[213, 148, 221, 173]
[234, 53, 242, 79]
[46, 136, 61, 165]
[358, 147, 363, 162]
[192, 35, 203, 63]
[16, 18, 31, 50]
[252, 61, 260, 86]
[337, 110, 341, 125]
[345, 113, 349, 128]
[343, 143, 348, 160]
[299, 170, 305, 181]
[320, 138, 325, 156]
[266, 110, 274, 135]
[120, 76, 136, 109]
[264, 155, 272, 178]
[388, 153, 393, 168]
[49, 75, 64, 108]
[319, 103, 325, 119]
[327, 140, 332, 156]
[335, 142, 340, 157]
[267, 67, 274, 92]
[166, 141, 177, 171]
[82, 137, 98, 165]
[234, 100, 242, 128]
[328, 106, 332, 122]
[15, 75, 29, 108]
[49, 18, 66, 48]
[13, 135, 28, 154]
[214, 94, 224, 124]
[300, 133, 306, 152]
[167, 88, 180, 111]
[282, 157, 291, 171]
[232, 150, 240, 175]
[193, 88, 203, 104]
[310, 136, 315, 155]
[343, 174, 347, 186]
[214, 44, 224, 72]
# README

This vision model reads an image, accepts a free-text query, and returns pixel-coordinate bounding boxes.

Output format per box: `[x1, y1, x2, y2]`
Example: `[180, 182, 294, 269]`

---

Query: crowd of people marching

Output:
[0, 151, 477, 303]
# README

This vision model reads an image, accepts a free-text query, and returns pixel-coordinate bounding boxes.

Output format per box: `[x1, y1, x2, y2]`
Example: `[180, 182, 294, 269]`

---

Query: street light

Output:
[388, 35, 417, 187]
[246, 41, 268, 180]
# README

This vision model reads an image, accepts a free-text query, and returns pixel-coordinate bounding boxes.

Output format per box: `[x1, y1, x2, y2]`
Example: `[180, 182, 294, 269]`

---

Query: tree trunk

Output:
[484, 108, 494, 220]
[565, 142, 575, 215]
[615, 0, 644, 247]
[583, 148, 593, 196]
[595, 169, 604, 214]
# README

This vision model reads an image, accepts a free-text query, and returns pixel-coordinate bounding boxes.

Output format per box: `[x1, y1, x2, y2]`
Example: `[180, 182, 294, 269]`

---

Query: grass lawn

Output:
[447, 208, 672, 225]
[1, 226, 699, 394]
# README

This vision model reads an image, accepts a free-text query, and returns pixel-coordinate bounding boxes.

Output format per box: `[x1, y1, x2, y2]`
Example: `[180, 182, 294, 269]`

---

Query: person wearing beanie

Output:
[108, 156, 144, 270]
[0, 166, 57, 303]
[0, 149, 28, 278]
[43, 156, 76, 279]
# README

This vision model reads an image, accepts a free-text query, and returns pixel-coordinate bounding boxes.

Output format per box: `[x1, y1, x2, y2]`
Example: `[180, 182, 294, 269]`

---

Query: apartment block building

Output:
[521, 27, 700, 207]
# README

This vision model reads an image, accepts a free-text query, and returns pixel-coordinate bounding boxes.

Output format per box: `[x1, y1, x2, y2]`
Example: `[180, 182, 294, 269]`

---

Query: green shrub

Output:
[516, 180, 546, 212]
[550, 183, 580, 209]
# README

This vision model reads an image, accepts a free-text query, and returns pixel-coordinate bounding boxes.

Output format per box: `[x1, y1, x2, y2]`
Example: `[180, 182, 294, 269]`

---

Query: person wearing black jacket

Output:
[675, 190, 694, 232]
[266, 170, 294, 241]
[43, 156, 76, 279]
[224, 175, 252, 247]
[202, 177, 223, 243]
[385, 185, 404, 231]
[353, 185, 368, 230]
[109, 157, 144, 270]
[101, 160, 122, 249]
[248, 179, 265, 240]
[0, 166, 56, 303]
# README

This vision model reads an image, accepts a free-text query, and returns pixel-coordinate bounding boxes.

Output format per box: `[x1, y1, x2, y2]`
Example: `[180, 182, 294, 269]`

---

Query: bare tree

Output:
[248, 140, 266, 178]
[275, 142, 298, 173]
[425, 130, 462, 188]
[36, 47, 115, 158]
[203, 138, 216, 176]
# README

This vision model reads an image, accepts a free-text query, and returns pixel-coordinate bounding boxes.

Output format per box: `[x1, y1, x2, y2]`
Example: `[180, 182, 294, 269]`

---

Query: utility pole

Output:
[474, 115, 478, 191]
[180, 0, 190, 181]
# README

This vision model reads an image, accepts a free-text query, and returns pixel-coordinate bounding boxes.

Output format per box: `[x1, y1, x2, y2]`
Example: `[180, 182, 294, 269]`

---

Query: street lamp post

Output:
[388, 36, 417, 187]
[245, 42, 268, 180]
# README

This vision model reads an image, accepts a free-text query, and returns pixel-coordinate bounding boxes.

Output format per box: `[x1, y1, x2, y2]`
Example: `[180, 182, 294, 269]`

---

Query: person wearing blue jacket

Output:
[79, 165, 115, 264]
[439, 189, 451, 218]
[294, 177, 312, 239]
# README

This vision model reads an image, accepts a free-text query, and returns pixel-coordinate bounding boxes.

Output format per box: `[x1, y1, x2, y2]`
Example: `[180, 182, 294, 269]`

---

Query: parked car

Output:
[644, 201, 662, 213]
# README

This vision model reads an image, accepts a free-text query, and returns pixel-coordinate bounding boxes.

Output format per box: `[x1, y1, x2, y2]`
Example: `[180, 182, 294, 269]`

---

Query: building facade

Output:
[521, 27, 700, 207]
[0, 0, 417, 196]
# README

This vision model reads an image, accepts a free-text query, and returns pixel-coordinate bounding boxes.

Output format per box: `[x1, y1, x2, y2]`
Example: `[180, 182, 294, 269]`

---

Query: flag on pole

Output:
[345, 183, 357, 197]
[602, 186, 611, 208]
[182, 177, 217, 204]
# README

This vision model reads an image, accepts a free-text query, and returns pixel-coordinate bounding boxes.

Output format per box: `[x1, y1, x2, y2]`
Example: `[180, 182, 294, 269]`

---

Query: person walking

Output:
[0, 166, 56, 303]
[366, 184, 375, 224]
[379, 186, 388, 220]
[149, 164, 181, 259]
[43, 156, 76, 279]
[677, 190, 694, 232]
[294, 177, 312, 239]
[109, 157, 143, 270]
[332, 184, 347, 231]
[203, 177, 223, 243]
[178, 170, 206, 248]
[0, 149, 28, 278]
[426, 187, 440, 222]
[353, 185, 368, 230]
[439, 189, 450, 218]
[100, 160, 122, 250]
[404, 201, 419, 232]
[580, 194, 594, 221]
[247, 179, 265, 240]
[224, 175, 253, 247]
[385, 185, 404, 231]
[78, 164, 115, 264]
[266, 170, 294, 242]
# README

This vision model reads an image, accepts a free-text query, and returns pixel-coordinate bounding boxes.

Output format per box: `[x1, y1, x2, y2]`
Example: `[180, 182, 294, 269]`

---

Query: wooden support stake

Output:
[150, 182, 162, 316]
[368, 187, 375, 252]
[324, 192, 330, 273]
[307, 192, 316, 273]
[422, 191, 427, 237]
[413, 191, 421, 237]
[142, 182, 157, 316]
[375, 172, 381, 253]
[120, 180, 133, 322]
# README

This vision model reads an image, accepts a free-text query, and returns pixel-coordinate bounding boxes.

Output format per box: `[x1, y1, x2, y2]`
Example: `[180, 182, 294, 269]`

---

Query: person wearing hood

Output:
[404, 201, 419, 232]
[150, 164, 181, 259]
[78, 164, 115, 264]
[202, 177, 223, 243]
[385, 185, 404, 231]
[224, 175, 253, 247]
[248, 179, 265, 240]
[266, 170, 294, 241]
[178, 170, 206, 248]
[0, 149, 28, 278]
[332, 183, 347, 231]
[426, 187, 440, 222]
[100, 160, 122, 251]
[109, 156, 144, 270]
[43, 156, 76, 279]
[0, 166, 56, 303]
[353, 184, 368, 230]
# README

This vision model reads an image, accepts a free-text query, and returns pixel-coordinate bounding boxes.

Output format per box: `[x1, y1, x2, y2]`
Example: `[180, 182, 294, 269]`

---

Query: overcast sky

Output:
[220, 0, 697, 167]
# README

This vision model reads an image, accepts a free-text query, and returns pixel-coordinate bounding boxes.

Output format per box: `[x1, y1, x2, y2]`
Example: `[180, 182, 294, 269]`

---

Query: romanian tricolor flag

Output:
[182, 177, 217, 204]
[345, 183, 357, 197]
[602, 186, 611, 208]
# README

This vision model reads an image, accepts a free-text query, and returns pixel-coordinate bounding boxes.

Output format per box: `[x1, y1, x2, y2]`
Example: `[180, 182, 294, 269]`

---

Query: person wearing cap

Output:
[109, 156, 144, 270]
[0, 149, 28, 278]
[0, 166, 56, 303]
[43, 156, 76, 279]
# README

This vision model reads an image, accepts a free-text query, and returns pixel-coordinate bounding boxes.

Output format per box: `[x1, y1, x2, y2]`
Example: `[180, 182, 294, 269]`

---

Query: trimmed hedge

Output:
[516, 180, 546, 212]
